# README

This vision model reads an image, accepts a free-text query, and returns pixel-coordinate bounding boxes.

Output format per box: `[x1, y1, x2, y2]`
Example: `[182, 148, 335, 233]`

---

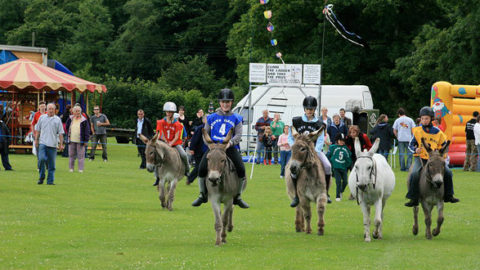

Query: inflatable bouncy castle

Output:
[431, 81, 480, 165]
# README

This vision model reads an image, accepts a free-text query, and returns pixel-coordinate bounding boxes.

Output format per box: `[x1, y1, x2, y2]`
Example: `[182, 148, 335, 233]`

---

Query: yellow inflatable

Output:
[431, 81, 480, 165]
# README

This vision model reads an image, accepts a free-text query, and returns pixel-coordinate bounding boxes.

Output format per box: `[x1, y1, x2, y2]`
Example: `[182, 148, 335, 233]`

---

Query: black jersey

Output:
[292, 116, 324, 135]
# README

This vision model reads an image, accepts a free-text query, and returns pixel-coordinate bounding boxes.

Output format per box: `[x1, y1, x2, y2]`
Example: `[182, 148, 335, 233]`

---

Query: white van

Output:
[232, 85, 374, 152]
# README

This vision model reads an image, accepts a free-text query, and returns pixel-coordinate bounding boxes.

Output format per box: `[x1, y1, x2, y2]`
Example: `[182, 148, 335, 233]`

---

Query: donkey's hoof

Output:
[372, 232, 379, 239]
[432, 228, 440, 236]
[295, 228, 302, 233]
[364, 237, 371, 242]
[412, 226, 418, 235]
[426, 234, 432, 240]
[227, 226, 233, 232]
[222, 238, 227, 243]
[317, 230, 324, 236]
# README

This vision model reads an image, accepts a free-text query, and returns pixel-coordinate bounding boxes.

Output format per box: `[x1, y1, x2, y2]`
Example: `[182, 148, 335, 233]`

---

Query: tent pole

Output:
[42, 90, 45, 102]
[86, 92, 89, 115]
[100, 93, 103, 112]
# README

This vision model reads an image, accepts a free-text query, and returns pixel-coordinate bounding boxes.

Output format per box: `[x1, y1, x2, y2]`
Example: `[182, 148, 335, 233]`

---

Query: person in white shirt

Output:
[393, 108, 415, 171]
[473, 115, 480, 172]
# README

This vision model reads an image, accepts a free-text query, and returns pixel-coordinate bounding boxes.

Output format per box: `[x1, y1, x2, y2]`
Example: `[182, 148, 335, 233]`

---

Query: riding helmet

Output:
[163, 101, 177, 112]
[303, 96, 318, 109]
[218, 88, 234, 101]
[419, 106, 434, 118]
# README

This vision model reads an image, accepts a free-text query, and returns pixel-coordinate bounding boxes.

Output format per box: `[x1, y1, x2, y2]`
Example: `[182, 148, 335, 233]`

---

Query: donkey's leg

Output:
[373, 199, 383, 239]
[222, 201, 233, 243]
[227, 203, 234, 232]
[316, 193, 328, 236]
[432, 202, 444, 237]
[295, 207, 303, 232]
[412, 205, 419, 235]
[361, 202, 371, 242]
[421, 202, 433, 239]
[159, 179, 166, 208]
[211, 200, 223, 246]
[300, 201, 312, 234]
[167, 179, 178, 211]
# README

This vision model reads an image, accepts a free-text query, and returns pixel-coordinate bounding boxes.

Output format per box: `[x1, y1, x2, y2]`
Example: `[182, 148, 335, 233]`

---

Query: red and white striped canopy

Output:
[0, 58, 107, 93]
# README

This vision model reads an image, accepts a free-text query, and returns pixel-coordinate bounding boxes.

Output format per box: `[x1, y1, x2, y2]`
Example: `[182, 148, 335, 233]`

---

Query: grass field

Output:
[1, 141, 479, 270]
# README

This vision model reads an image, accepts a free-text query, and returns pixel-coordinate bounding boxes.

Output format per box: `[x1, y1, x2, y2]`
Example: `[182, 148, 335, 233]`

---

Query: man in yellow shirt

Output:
[405, 106, 460, 207]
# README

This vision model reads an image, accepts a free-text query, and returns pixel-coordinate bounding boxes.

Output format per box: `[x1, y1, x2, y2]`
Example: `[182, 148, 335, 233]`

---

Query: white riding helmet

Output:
[163, 102, 177, 112]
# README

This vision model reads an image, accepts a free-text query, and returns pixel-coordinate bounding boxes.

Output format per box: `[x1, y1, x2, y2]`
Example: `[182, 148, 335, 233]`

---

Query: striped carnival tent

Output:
[0, 58, 106, 93]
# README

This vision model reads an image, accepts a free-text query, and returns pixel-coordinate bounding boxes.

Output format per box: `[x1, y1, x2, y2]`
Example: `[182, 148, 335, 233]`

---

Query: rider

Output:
[191, 88, 249, 208]
[154, 102, 190, 186]
[404, 106, 460, 207]
[288, 96, 332, 207]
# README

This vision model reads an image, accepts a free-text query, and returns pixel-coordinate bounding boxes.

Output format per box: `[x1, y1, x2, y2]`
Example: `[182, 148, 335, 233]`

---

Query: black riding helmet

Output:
[419, 106, 434, 118]
[303, 96, 317, 109]
[218, 88, 234, 101]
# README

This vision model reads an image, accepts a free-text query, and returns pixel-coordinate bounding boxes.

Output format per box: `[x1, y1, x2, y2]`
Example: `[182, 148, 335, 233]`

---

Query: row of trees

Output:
[1, 0, 479, 126]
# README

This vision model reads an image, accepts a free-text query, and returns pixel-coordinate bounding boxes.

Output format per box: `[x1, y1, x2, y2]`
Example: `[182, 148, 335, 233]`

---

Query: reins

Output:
[355, 155, 377, 205]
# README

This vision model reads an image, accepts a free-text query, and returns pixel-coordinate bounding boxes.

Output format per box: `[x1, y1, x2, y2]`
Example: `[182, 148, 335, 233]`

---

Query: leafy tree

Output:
[0, 0, 28, 44]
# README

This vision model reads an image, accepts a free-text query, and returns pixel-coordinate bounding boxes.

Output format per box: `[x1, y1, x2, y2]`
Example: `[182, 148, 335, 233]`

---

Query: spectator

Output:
[177, 106, 190, 135]
[433, 117, 446, 132]
[327, 114, 348, 144]
[187, 115, 208, 185]
[270, 113, 284, 164]
[369, 114, 395, 160]
[190, 109, 204, 136]
[134, 109, 154, 169]
[32, 101, 47, 168]
[89, 105, 110, 162]
[60, 105, 72, 158]
[393, 108, 415, 171]
[339, 108, 352, 128]
[254, 110, 272, 164]
[327, 133, 352, 201]
[35, 103, 64, 185]
[0, 118, 13, 170]
[474, 115, 480, 171]
[278, 125, 291, 178]
[0, 103, 5, 121]
[262, 126, 274, 165]
[65, 106, 91, 173]
[464, 111, 479, 171]
[320, 107, 332, 127]
[415, 117, 421, 126]
[345, 125, 372, 167]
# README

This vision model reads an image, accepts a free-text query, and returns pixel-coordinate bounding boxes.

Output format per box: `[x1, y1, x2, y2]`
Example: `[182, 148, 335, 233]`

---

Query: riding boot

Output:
[443, 169, 460, 203]
[290, 177, 299, 208]
[233, 177, 249, 209]
[191, 177, 208, 206]
[405, 174, 419, 207]
[326, 174, 332, 204]
[153, 177, 159, 186]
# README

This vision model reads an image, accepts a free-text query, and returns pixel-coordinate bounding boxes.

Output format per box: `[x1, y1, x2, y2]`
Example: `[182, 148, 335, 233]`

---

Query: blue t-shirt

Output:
[208, 113, 242, 146]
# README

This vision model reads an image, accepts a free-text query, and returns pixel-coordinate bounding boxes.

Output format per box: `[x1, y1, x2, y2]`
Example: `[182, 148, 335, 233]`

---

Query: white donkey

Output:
[348, 137, 395, 242]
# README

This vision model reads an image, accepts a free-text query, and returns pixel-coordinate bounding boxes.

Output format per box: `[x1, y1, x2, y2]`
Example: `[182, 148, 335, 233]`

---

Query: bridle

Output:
[149, 142, 164, 168]
[207, 148, 228, 186]
[355, 155, 377, 205]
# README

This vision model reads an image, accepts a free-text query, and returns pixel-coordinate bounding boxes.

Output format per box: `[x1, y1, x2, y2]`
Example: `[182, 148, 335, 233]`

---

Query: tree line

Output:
[1, 0, 478, 127]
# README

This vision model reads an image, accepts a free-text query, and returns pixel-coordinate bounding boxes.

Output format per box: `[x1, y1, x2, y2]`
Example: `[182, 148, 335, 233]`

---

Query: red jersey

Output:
[156, 118, 183, 146]
[32, 111, 46, 127]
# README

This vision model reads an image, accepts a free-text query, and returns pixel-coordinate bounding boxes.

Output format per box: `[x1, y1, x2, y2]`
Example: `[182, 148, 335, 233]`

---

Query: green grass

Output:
[1, 142, 479, 269]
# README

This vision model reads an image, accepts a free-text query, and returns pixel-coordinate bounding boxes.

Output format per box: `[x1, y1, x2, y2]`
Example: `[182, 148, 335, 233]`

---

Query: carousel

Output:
[0, 58, 107, 152]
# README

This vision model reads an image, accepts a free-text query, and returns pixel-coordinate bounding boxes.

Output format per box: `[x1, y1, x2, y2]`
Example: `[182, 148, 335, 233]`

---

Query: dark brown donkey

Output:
[410, 138, 451, 239]
[285, 126, 327, 235]
[202, 129, 246, 246]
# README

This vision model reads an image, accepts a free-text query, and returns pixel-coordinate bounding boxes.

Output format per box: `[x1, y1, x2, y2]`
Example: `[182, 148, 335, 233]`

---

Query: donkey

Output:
[410, 138, 451, 239]
[140, 133, 185, 211]
[348, 137, 395, 242]
[285, 126, 327, 235]
[202, 129, 245, 246]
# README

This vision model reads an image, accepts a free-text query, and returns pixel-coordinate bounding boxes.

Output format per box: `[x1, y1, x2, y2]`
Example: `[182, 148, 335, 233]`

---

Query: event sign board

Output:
[249, 63, 321, 85]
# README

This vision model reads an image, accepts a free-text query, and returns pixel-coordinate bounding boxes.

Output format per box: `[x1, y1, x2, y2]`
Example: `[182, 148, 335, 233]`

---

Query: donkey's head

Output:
[289, 126, 324, 179]
[353, 137, 380, 191]
[140, 132, 164, 173]
[421, 138, 450, 189]
[202, 128, 233, 186]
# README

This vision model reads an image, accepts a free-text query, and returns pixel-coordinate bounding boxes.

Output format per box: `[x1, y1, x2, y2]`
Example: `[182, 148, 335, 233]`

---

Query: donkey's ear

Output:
[151, 132, 159, 143]
[202, 128, 214, 147]
[421, 137, 432, 153]
[354, 137, 362, 158]
[368, 138, 380, 154]
[291, 126, 299, 139]
[139, 134, 149, 144]
[223, 129, 233, 145]
[308, 125, 325, 142]
[440, 140, 451, 156]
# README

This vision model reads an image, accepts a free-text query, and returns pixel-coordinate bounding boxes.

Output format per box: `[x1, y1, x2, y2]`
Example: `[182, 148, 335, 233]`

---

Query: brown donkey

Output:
[410, 138, 451, 239]
[202, 129, 246, 246]
[140, 133, 185, 211]
[285, 127, 328, 235]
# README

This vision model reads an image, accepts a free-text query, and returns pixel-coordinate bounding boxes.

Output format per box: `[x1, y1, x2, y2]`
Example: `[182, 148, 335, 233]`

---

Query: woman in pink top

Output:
[278, 125, 291, 178]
